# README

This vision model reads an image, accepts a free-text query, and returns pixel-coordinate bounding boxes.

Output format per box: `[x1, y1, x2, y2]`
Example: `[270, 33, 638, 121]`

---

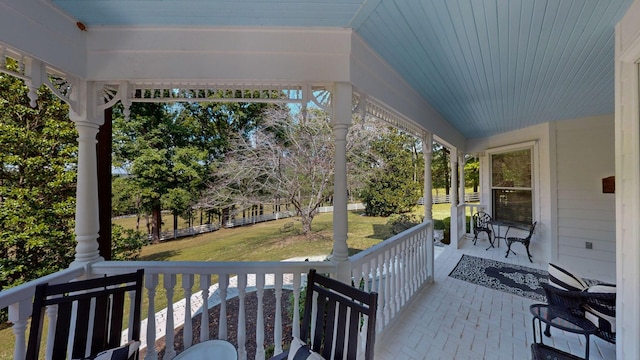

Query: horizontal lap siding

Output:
[555, 116, 615, 282]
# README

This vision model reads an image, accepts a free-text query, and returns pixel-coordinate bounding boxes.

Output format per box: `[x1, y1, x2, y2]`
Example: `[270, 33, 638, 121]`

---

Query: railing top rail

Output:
[90, 260, 337, 276]
[349, 221, 431, 267]
[0, 266, 85, 309]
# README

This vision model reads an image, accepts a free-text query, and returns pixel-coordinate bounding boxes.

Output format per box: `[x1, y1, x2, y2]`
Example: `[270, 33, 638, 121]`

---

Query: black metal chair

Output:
[505, 221, 536, 262]
[541, 282, 616, 344]
[472, 211, 493, 245]
[270, 269, 378, 360]
[27, 269, 144, 360]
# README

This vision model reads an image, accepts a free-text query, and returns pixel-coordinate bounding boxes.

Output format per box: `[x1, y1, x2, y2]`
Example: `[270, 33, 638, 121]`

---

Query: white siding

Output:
[555, 115, 615, 282]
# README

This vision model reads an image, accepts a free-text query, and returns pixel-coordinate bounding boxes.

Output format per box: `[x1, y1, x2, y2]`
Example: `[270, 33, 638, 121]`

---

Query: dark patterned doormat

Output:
[448, 255, 548, 301]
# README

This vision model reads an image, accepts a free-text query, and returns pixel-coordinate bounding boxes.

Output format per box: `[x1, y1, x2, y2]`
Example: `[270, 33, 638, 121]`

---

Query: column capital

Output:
[68, 81, 104, 127]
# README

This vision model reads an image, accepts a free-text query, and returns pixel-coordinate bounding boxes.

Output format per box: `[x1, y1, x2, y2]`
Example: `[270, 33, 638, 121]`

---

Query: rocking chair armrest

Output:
[541, 283, 616, 314]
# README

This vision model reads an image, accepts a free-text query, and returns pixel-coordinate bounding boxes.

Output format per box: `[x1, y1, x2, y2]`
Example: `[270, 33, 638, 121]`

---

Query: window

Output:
[491, 147, 533, 223]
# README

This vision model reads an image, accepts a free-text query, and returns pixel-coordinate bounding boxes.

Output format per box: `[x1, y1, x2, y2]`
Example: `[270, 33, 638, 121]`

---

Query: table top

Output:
[530, 304, 597, 335]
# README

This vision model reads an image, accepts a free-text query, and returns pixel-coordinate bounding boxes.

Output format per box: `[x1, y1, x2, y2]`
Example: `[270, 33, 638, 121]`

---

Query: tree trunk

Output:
[151, 205, 162, 244]
[173, 213, 178, 239]
[300, 216, 312, 235]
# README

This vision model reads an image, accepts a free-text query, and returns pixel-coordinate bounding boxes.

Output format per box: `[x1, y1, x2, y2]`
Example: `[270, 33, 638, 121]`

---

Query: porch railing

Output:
[349, 221, 432, 332]
[0, 221, 433, 360]
[0, 266, 86, 360]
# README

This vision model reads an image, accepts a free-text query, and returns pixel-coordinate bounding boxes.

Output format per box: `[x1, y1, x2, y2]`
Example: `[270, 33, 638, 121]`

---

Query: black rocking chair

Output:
[269, 269, 378, 360]
[26, 269, 144, 360]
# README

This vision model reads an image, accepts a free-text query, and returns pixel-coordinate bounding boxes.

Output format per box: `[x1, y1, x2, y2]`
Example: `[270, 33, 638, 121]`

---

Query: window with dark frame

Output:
[491, 148, 533, 223]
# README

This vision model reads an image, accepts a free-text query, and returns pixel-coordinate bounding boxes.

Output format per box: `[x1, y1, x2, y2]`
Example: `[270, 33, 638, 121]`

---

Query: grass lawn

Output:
[0, 204, 455, 359]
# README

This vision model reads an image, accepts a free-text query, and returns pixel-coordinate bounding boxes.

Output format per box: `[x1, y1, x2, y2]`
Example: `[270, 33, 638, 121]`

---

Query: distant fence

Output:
[142, 193, 480, 242]
[149, 211, 294, 241]
[418, 192, 480, 205]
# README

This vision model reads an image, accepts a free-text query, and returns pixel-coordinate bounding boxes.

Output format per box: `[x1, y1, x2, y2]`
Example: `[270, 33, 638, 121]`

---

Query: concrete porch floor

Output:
[375, 237, 616, 360]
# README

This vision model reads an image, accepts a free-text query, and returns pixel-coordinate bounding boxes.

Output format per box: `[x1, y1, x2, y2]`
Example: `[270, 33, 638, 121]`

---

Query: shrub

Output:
[111, 224, 147, 260]
[386, 214, 424, 235]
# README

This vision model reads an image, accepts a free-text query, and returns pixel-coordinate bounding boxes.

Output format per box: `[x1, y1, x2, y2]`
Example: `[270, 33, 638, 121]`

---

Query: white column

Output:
[422, 132, 434, 282]
[423, 132, 433, 221]
[332, 82, 352, 283]
[614, 6, 640, 358]
[459, 154, 466, 205]
[449, 148, 459, 248]
[69, 81, 104, 266]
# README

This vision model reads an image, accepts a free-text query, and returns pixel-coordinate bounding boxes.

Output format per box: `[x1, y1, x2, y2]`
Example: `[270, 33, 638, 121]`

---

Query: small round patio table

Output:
[530, 304, 597, 360]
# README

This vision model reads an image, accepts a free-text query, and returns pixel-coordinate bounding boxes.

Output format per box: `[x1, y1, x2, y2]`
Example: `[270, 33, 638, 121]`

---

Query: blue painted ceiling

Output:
[49, 0, 633, 138]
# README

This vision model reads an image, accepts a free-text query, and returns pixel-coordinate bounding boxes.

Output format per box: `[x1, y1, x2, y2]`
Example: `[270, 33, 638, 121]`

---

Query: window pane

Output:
[491, 149, 531, 188]
[493, 189, 532, 223]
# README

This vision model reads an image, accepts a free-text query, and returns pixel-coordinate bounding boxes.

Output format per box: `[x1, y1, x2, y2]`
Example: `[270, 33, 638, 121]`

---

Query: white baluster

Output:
[237, 274, 247, 360]
[182, 274, 194, 348]
[44, 304, 59, 359]
[164, 274, 176, 359]
[405, 238, 412, 302]
[255, 274, 265, 360]
[219, 274, 229, 340]
[399, 241, 406, 307]
[362, 263, 370, 293]
[274, 274, 283, 355]
[414, 232, 421, 290]
[292, 272, 301, 339]
[8, 300, 30, 360]
[126, 291, 135, 343]
[389, 247, 397, 319]
[383, 251, 391, 325]
[200, 274, 211, 342]
[145, 273, 159, 360]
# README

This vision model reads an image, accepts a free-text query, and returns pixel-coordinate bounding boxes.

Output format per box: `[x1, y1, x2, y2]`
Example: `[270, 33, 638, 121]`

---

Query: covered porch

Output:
[2, 0, 640, 359]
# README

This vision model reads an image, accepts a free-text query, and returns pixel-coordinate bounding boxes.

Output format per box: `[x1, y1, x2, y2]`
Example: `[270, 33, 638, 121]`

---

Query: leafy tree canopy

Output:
[0, 65, 77, 289]
[361, 129, 422, 217]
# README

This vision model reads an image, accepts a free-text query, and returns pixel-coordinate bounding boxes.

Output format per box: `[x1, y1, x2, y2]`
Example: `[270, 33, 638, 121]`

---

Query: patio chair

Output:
[540, 283, 616, 344]
[270, 269, 378, 360]
[26, 269, 144, 360]
[472, 211, 493, 245]
[505, 221, 537, 262]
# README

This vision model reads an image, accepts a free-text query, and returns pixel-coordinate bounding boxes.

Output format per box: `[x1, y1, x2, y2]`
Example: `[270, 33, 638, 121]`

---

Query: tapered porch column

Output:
[332, 82, 352, 283]
[459, 154, 466, 205]
[449, 148, 459, 248]
[422, 132, 434, 282]
[69, 81, 104, 266]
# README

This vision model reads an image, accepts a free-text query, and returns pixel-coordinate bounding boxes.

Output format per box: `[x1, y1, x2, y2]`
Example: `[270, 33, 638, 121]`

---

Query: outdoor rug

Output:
[448, 255, 548, 301]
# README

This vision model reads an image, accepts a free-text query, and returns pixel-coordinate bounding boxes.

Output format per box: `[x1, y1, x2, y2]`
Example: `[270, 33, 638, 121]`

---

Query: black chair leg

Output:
[473, 233, 478, 245]
[505, 241, 515, 258]
[525, 241, 533, 262]
[544, 323, 551, 337]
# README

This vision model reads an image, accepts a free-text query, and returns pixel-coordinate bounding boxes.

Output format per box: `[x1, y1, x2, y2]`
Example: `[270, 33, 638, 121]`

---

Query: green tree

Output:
[464, 156, 479, 192]
[432, 144, 450, 195]
[0, 64, 77, 290]
[361, 129, 422, 216]
[111, 224, 147, 260]
[112, 94, 273, 242]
